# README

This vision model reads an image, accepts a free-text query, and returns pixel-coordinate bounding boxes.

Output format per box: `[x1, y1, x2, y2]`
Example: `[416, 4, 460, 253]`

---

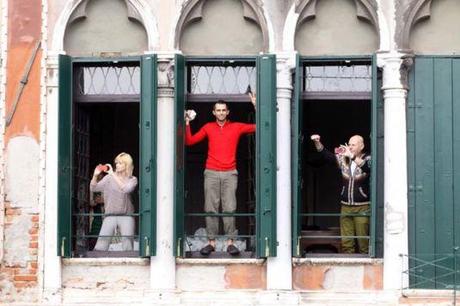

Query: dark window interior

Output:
[184, 101, 256, 257]
[72, 62, 140, 257]
[299, 60, 373, 256]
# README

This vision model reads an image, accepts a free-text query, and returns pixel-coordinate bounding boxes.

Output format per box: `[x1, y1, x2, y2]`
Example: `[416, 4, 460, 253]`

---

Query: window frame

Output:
[291, 54, 382, 258]
[57, 55, 157, 257]
[173, 54, 277, 258]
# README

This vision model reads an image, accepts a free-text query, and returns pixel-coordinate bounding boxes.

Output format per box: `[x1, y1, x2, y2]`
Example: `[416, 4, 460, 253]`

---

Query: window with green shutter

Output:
[174, 55, 277, 258]
[57, 55, 157, 257]
[292, 56, 383, 257]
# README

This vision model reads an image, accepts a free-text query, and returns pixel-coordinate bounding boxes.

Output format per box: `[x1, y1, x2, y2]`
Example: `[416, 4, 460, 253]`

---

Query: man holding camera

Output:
[310, 134, 371, 254]
[185, 94, 256, 256]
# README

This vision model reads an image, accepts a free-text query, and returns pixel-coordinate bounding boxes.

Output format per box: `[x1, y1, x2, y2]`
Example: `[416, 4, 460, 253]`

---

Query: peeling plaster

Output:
[3, 215, 32, 267]
[5, 136, 39, 210]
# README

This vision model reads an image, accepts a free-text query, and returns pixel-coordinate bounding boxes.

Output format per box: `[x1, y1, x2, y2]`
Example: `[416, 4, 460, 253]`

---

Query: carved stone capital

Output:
[379, 53, 414, 91]
[157, 57, 174, 89]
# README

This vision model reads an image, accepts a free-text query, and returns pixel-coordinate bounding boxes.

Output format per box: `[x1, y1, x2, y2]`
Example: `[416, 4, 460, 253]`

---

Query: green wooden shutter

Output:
[139, 54, 157, 257]
[256, 54, 277, 258]
[408, 57, 459, 288]
[375, 59, 385, 258]
[292, 54, 303, 257]
[174, 54, 186, 257]
[57, 55, 73, 257]
[369, 55, 379, 257]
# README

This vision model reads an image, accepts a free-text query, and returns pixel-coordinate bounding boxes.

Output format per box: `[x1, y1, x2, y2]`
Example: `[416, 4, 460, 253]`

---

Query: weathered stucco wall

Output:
[0, 0, 41, 303]
[176, 262, 267, 290]
[292, 260, 383, 290]
[409, 0, 460, 54]
[179, 0, 264, 55]
[295, 0, 379, 55]
[64, 0, 148, 55]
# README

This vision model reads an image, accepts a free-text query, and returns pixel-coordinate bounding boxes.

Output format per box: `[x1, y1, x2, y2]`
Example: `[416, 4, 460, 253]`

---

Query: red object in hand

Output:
[334, 147, 346, 154]
[97, 164, 109, 172]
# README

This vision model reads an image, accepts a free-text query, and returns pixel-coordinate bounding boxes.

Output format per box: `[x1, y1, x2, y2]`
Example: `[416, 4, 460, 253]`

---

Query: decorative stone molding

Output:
[157, 56, 175, 98]
[396, 0, 433, 51]
[294, 0, 379, 33]
[378, 53, 414, 91]
[174, 0, 269, 51]
[67, 0, 145, 27]
[51, 0, 158, 52]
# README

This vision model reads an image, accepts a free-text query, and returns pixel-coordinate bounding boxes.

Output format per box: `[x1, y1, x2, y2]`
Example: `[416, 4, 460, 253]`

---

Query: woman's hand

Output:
[106, 164, 114, 175]
[93, 166, 102, 177]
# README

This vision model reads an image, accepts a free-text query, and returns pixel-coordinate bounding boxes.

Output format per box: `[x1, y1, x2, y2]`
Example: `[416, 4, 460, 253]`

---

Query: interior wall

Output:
[179, 0, 264, 55]
[410, 0, 460, 54]
[294, 0, 378, 55]
[64, 0, 148, 56]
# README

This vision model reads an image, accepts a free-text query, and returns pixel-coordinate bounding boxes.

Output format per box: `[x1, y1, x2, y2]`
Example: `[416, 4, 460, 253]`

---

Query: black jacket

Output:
[319, 148, 371, 206]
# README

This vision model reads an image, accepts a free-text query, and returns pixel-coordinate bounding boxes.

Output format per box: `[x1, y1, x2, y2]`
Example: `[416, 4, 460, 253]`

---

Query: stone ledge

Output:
[293, 257, 384, 266]
[176, 258, 266, 265]
[62, 257, 149, 266]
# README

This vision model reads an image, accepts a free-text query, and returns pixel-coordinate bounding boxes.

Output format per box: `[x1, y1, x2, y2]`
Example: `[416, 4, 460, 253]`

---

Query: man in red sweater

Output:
[185, 95, 256, 256]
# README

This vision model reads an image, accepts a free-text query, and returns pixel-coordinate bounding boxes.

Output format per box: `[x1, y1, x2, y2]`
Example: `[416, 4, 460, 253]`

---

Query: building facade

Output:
[1, 0, 460, 305]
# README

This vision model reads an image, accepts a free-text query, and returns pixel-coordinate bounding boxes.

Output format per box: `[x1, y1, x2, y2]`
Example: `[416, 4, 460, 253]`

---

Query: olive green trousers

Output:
[340, 204, 370, 254]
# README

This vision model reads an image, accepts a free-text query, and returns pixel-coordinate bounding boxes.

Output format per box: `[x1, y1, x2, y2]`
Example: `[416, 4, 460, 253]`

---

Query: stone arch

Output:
[405, 0, 460, 53]
[174, 0, 270, 55]
[291, 0, 380, 55]
[51, 0, 158, 53]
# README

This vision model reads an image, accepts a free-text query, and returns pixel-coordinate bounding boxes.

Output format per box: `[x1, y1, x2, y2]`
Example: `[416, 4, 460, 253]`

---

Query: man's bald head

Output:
[348, 135, 364, 155]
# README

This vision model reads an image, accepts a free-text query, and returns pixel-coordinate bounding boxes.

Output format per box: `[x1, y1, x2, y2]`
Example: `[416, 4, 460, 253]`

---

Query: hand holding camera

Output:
[93, 164, 111, 176]
[335, 144, 353, 159]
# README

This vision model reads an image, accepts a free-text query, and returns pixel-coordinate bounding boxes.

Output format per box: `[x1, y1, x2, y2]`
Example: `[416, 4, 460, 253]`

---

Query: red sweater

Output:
[185, 121, 256, 171]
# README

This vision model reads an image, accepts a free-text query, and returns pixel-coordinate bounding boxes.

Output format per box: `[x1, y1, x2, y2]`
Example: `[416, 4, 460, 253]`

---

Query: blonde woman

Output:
[90, 152, 138, 251]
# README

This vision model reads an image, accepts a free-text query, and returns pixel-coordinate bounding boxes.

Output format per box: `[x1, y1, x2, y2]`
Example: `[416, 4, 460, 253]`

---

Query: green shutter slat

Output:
[139, 54, 157, 257]
[256, 54, 277, 258]
[413, 57, 436, 288]
[453, 60, 460, 253]
[369, 55, 378, 257]
[57, 55, 73, 257]
[433, 58, 454, 287]
[174, 54, 186, 257]
[372, 55, 385, 258]
[407, 57, 417, 288]
[292, 54, 303, 257]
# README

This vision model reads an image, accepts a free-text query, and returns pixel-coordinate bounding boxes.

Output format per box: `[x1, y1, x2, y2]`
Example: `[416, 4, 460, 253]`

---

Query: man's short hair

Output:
[213, 100, 228, 110]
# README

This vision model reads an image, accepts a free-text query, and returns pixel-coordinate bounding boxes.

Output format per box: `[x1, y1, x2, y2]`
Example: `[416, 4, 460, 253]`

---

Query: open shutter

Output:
[57, 55, 73, 257]
[292, 54, 303, 257]
[369, 54, 379, 257]
[174, 54, 186, 257]
[256, 54, 277, 257]
[139, 54, 157, 257]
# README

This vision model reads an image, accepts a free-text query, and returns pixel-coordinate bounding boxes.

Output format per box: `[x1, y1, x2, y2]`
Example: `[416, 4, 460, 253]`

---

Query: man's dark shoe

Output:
[227, 244, 240, 256]
[200, 244, 215, 256]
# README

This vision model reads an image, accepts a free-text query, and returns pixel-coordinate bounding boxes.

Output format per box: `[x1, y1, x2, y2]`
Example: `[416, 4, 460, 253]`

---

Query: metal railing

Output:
[401, 247, 460, 305]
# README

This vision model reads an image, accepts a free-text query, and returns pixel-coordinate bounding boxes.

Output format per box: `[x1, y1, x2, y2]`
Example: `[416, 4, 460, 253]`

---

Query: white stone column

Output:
[150, 54, 176, 291]
[266, 53, 295, 290]
[379, 54, 411, 290]
[42, 53, 62, 303]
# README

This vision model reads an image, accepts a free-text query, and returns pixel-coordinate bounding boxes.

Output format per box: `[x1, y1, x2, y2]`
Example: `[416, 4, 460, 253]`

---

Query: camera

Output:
[97, 164, 109, 172]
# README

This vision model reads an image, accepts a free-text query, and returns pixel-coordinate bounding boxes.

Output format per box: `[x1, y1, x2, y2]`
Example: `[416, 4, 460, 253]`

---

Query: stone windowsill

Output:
[176, 258, 266, 265]
[293, 257, 384, 266]
[62, 257, 150, 266]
